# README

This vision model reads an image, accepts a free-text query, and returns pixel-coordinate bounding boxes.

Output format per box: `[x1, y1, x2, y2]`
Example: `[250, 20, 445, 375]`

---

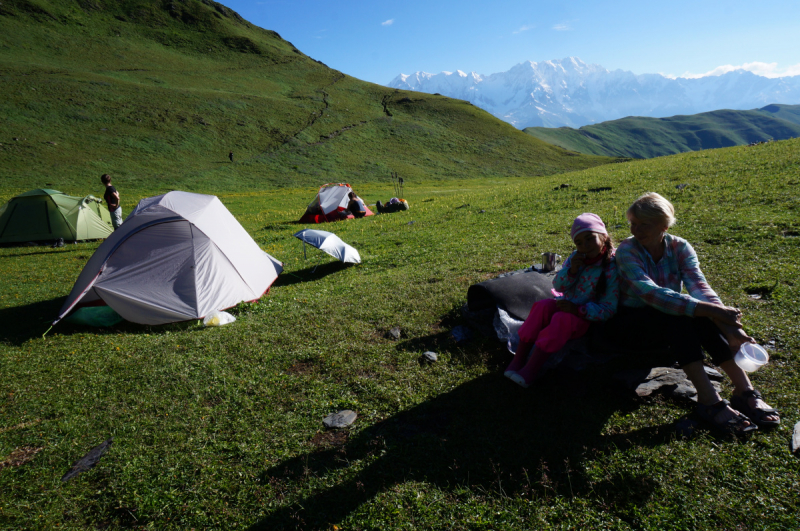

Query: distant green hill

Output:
[523, 105, 800, 159]
[0, 0, 609, 196]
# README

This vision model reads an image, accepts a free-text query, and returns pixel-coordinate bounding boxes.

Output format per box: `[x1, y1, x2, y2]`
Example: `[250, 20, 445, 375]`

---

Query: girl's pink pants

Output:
[518, 298, 590, 354]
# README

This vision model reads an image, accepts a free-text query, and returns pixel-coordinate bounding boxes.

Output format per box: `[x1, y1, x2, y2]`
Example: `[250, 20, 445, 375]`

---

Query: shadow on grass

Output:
[273, 262, 353, 288]
[0, 296, 68, 344]
[248, 368, 667, 530]
[0, 296, 201, 345]
[0, 248, 86, 258]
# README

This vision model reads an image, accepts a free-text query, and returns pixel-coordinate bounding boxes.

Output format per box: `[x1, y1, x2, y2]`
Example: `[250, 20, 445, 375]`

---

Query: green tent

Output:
[0, 189, 114, 244]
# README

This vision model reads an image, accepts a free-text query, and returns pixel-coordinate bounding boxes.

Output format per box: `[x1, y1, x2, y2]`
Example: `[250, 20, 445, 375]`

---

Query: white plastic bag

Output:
[203, 310, 236, 327]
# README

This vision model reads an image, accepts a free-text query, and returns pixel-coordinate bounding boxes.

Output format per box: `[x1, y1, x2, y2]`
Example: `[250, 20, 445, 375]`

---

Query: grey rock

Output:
[323, 410, 357, 429]
[672, 383, 699, 400]
[703, 366, 724, 381]
[792, 421, 800, 455]
[388, 326, 401, 340]
[420, 351, 438, 363]
[614, 366, 722, 402]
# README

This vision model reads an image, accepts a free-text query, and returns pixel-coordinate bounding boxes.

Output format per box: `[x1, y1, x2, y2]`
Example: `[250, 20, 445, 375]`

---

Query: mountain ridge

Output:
[522, 104, 800, 158]
[388, 58, 800, 129]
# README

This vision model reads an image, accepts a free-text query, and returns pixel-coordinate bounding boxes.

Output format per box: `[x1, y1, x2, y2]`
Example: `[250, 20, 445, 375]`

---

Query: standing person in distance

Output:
[101, 173, 123, 230]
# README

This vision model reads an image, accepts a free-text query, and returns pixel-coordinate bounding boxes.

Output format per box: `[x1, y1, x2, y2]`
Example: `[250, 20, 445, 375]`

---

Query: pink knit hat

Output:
[571, 213, 607, 239]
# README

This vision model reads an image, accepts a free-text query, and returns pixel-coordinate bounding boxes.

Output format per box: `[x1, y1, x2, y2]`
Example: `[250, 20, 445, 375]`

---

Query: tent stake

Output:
[42, 325, 52, 338]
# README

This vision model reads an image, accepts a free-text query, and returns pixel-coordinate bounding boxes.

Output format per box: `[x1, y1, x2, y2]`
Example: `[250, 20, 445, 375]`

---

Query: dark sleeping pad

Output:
[467, 269, 555, 321]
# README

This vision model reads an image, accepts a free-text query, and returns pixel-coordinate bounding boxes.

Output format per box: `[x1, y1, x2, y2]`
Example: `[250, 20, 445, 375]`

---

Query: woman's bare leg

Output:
[683, 361, 752, 427]
[719, 359, 779, 423]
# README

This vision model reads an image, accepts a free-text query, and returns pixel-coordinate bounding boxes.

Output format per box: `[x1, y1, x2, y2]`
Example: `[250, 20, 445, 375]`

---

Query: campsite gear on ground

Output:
[203, 310, 236, 327]
[467, 268, 555, 322]
[696, 399, 758, 436]
[294, 229, 361, 264]
[376, 198, 409, 214]
[51, 237, 65, 248]
[734, 343, 768, 372]
[299, 183, 375, 223]
[0, 189, 113, 244]
[731, 389, 780, 428]
[541, 252, 562, 272]
[65, 306, 124, 327]
[791, 421, 800, 454]
[55, 191, 283, 326]
[391, 171, 404, 197]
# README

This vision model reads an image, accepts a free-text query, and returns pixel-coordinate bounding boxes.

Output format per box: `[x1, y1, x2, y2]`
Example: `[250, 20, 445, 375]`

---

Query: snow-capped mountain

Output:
[387, 58, 800, 129]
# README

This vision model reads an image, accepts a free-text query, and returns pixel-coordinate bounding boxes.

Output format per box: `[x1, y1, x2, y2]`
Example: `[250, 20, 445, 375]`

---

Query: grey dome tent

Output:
[0, 189, 113, 244]
[55, 191, 283, 326]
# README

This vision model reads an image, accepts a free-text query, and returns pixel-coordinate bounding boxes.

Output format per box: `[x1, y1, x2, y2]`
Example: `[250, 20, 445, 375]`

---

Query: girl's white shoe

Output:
[509, 373, 529, 388]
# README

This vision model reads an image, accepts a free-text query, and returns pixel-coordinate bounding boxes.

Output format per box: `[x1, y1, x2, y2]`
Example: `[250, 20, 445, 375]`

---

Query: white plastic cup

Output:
[734, 343, 769, 372]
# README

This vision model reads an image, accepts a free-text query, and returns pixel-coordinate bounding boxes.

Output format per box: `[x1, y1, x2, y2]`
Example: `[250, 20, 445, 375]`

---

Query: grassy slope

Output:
[1, 1, 799, 529]
[524, 104, 800, 158]
[0, 0, 609, 199]
[1, 137, 799, 529]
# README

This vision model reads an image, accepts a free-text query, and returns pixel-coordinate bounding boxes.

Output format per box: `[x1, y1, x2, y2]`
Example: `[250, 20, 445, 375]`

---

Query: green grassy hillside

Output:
[524, 104, 800, 158]
[1, 137, 798, 529]
[0, 0, 609, 198]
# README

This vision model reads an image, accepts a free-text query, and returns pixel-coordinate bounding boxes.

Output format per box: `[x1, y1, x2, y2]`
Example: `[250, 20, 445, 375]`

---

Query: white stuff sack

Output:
[203, 310, 236, 327]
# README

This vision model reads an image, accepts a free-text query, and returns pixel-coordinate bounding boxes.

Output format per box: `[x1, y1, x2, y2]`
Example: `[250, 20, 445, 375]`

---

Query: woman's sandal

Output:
[731, 389, 780, 428]
[696, 399, 758, 435]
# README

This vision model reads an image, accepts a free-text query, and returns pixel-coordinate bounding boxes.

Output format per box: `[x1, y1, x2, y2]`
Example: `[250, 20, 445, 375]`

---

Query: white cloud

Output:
[677, 61, 800, 79]
[381, 19, 394, 26]
[553, 23, 570, 31]
[513, 24, 535, 34]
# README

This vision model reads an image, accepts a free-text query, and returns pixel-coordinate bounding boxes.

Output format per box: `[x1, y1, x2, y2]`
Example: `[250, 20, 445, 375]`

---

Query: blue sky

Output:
[219, 0, 800, 84]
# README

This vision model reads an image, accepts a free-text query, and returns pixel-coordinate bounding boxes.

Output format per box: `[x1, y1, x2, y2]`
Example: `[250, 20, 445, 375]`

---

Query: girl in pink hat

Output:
[505, 213, 619, 387]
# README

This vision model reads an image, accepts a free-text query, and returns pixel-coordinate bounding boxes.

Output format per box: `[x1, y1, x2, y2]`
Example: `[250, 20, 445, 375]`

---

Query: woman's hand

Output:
[569, 253, 586, 275]
[695, 302, 742, 326]
[555, 299, 580, 315]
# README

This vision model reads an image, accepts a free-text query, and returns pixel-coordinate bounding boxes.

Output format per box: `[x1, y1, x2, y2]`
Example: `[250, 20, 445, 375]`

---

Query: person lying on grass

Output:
[505, 213, 619, 388]
[607, 192, 779, 434]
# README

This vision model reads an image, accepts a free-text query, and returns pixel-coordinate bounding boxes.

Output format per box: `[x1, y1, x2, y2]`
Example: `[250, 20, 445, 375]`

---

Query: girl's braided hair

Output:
[594, 234, 615, 297]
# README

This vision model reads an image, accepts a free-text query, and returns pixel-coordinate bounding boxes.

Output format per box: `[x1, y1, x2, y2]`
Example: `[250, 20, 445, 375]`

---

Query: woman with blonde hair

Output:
[610, 192, 779, 434]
